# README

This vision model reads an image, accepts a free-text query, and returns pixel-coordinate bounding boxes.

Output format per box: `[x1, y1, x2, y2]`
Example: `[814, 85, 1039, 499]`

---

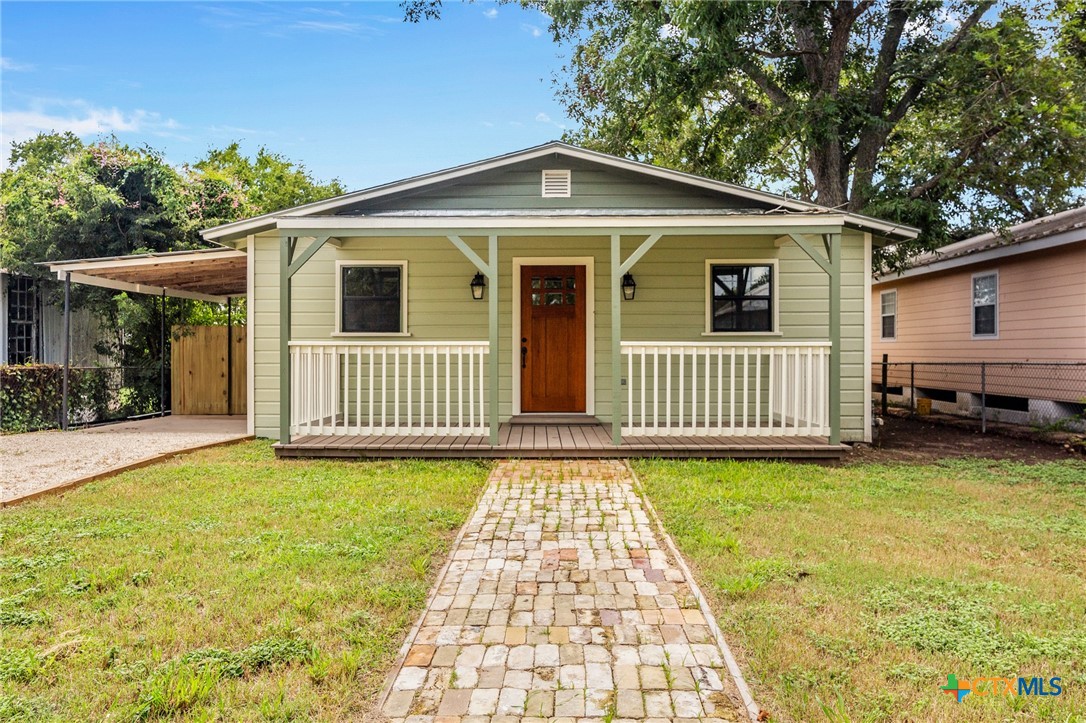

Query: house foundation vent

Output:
[541, 169, 572, 198]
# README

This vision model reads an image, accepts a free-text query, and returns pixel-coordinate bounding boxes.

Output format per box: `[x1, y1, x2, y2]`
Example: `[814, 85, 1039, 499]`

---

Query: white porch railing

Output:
[289, 341, 489, 436]
[620, 341, 831, 436]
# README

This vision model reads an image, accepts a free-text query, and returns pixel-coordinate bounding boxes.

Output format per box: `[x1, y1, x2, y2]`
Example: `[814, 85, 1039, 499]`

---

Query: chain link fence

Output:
[871, 358, 1086, 432]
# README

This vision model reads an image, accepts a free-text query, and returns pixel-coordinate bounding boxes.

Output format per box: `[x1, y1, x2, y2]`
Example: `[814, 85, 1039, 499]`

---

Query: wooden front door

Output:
[520, 265, 587, 413]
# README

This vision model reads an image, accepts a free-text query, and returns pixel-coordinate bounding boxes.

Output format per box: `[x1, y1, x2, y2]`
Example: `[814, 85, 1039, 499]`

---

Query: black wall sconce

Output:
[470, 272, 486, 300]
[621, 272, 636, 301]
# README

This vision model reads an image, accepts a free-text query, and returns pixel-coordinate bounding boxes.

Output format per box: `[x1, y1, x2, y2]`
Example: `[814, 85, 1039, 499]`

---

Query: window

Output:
[338, 263, 405, 334]
[880, 290, 897, 340]
[972, 272, 998, 337]
[708, 263, 773, 332]
[6, 275, 39, 364]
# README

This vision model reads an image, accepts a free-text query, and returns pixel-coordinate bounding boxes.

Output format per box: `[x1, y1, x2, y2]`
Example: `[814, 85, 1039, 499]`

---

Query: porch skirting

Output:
[273, 422, 847, 460]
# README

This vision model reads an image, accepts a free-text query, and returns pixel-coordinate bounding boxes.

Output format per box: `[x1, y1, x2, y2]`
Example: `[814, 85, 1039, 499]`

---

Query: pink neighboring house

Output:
[871, 206, 1086, 424]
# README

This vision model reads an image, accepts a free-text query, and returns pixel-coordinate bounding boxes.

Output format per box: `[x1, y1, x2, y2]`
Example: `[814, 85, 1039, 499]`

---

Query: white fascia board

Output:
[276, 214, 851, 232]
[56, 271, 229, 303]
[875, 231, 1085, 284]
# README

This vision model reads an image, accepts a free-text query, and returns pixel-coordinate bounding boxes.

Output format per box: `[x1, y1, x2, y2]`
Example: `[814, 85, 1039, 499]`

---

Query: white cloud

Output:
[1, 99, 185, 167]
[290, 20, 363, 34]
[535, 112, 566, 131]
[520, 23, 543, 38]
[1, 57, 33, 72]
[483, 7, 498, 19]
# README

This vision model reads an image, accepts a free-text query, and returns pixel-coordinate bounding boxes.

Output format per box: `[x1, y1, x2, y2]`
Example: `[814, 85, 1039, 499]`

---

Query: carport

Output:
[46, 247, 247, 429]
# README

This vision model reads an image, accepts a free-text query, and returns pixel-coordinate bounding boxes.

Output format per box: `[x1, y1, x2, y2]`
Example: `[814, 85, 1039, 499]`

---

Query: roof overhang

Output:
[267, 212, 915, 240]
[45, 248, 246, 303]
[201, 141, 919, 244]
[874, 228, 1085, 284]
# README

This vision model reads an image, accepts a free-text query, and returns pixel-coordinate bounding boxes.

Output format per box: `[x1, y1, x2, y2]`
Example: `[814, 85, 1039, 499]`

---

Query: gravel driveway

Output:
[1, 415, 248, 503]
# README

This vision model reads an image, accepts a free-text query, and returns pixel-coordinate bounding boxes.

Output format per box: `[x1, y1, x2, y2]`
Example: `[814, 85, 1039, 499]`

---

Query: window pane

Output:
[974, 305, 996, 335]
[881, 292, 896, 315]
[882, 315, 895, 339]
[710, 264, 772, 332]
[544, 292, 563, 305]
[973, 275, 996, 306]
[341, 266, 401, 333]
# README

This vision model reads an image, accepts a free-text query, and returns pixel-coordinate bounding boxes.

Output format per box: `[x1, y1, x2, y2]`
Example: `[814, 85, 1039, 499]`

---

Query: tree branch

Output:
[886, 1, 994, 127]
[908, 124, 1005, 199]
[738, 59, 793, 106]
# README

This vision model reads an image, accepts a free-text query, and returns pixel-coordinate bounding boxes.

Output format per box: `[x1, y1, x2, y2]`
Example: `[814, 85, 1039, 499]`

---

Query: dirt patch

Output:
[847, 410, 1081, 464]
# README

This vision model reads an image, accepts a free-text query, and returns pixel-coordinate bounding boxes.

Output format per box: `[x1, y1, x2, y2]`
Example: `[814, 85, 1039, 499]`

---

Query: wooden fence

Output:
[170, 325, 245, 415]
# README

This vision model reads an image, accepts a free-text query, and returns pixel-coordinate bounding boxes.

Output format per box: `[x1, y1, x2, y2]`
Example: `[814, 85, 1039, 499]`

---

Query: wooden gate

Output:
[170, 325, 246, 415]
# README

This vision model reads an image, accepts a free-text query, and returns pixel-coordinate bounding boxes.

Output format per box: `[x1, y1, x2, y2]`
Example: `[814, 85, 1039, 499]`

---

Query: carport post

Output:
[226, 297, 233, 415]
[160, 289, 166, 416]
[61, 272, 71, 431]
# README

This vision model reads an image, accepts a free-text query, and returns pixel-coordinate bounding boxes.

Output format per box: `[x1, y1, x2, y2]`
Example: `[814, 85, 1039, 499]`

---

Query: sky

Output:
[0, 1, 573, 189]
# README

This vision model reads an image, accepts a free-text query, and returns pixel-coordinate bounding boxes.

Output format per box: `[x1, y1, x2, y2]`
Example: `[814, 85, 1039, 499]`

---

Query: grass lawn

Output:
[0, 441, 490, 721]
[635, 457, 1086, 723]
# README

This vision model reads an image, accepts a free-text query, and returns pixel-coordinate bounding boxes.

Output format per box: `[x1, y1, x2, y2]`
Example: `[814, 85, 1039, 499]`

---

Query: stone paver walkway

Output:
[379, 460, 749, 723]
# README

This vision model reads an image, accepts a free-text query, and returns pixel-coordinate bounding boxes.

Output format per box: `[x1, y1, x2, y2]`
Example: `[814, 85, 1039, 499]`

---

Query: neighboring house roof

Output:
[877, 205, 1086, 283]
[202, 141, 918, 244]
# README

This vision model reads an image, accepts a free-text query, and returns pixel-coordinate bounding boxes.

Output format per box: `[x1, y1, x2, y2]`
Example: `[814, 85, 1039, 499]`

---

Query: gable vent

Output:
[541, 169, 572, 198]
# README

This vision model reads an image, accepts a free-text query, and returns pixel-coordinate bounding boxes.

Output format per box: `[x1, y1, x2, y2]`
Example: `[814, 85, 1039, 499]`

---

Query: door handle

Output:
[521, 345, 528, 368]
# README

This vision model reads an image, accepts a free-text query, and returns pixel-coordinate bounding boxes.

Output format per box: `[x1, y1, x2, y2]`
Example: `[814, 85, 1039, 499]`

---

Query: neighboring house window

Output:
[338, 263, 406, 334]
[6, 275, 39, 364]
[880, 290, 897, 340]
[972, 271, 998, 337]
[708, 263, 773, 332]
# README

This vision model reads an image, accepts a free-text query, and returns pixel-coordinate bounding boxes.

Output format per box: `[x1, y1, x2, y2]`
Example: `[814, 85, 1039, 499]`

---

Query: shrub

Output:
[0, 363, 121, 433]
[0, 364, 63, 433]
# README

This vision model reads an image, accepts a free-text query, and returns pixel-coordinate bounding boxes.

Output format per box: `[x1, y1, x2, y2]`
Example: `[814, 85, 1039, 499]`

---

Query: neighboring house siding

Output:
[348, 157, 769, 212]
[252, 230, 869, 442]
[872, 243, 1086, 363]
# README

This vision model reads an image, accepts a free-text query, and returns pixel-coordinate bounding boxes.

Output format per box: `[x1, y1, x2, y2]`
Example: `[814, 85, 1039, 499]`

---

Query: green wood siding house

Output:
[202, 142, 916, 458]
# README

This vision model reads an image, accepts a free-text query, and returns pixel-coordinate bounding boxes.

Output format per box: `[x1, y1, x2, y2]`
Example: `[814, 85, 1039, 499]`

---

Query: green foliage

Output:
[405, 1, 1086, 268]
[0, 134, 339, 378]
[191, 142, 345, 222]
[0, 364, 64, 432]
[0, 363, 148, 432]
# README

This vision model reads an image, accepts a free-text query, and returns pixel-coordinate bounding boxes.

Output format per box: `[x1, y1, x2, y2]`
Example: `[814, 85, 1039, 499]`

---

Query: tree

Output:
[190, 143, 345, 227]
[0, 134, 343, 395]
[406, 0, 1086, 262]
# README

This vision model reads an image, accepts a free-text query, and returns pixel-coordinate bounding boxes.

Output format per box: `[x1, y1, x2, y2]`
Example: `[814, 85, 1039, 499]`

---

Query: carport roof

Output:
[46, 247, 245, 303]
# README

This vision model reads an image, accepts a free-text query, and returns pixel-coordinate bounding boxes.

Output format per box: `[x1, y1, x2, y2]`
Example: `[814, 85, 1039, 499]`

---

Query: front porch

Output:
[274, 338, 845, 459]
[275, 422, 844, 459]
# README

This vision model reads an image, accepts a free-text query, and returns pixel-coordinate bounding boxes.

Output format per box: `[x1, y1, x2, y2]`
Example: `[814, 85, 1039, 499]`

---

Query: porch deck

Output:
[274, 422, 846, 459]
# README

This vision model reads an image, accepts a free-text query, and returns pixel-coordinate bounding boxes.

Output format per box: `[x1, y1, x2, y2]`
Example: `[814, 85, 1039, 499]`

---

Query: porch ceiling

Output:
[46, 248, 246, 303]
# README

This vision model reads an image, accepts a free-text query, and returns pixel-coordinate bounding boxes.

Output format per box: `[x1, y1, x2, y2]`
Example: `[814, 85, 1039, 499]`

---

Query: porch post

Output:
[610, 234, 622, 445]
[488, 234, 499, 446]
[279, 234, 293, 443]
[828, 233, 842, 445]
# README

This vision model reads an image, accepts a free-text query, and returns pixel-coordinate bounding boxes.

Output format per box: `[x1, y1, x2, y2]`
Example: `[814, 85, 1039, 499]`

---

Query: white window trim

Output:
[333, 260, 410, 337]
[703, 259, 781, 336]
[971, 269, 999, 339]
[880, 289, 897, 341]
